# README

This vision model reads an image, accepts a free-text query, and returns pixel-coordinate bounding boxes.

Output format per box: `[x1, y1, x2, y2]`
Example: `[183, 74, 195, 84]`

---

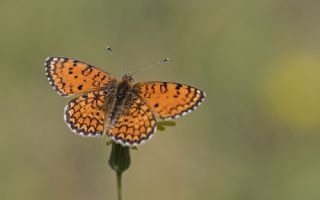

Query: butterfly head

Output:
[122, 73, 134, 83]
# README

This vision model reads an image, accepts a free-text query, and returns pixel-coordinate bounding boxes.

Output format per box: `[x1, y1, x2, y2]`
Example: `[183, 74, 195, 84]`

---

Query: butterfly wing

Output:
[45, 57, 115, 96]
[64, 91, 108, 136]
[108, 95, 157, 146]
[133, 81, 205, 119]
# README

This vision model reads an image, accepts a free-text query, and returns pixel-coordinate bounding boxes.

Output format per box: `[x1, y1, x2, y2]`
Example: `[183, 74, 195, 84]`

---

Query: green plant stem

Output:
[116, 171, 122, 200]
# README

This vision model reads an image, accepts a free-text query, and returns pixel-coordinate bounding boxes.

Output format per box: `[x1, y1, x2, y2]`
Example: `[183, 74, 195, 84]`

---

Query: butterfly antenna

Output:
[106, 46, 127, 74]
[131, 58, 170, 76]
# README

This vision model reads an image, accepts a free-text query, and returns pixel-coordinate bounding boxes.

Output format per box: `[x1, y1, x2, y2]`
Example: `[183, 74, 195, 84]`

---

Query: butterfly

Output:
[45, 57, 206, 146]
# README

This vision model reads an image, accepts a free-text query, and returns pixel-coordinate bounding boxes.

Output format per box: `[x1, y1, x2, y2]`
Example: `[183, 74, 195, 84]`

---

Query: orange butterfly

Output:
[45, 57, 205, 146]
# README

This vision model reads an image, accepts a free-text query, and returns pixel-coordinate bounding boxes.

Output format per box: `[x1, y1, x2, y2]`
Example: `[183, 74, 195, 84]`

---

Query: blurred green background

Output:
[1, 0, 320, 200]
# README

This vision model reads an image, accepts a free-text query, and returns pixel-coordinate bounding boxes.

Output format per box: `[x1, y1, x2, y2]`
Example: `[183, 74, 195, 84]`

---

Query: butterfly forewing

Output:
[45, 57, 115, 96]
[133, 81, 206, 119]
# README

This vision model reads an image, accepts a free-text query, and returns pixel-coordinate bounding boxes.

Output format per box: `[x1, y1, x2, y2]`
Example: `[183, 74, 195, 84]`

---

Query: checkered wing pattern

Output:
[109, 95, 156, 146]
[45, 57, 115, 96]
[134, 81, 205, 119]
[64, 91, 107, 136]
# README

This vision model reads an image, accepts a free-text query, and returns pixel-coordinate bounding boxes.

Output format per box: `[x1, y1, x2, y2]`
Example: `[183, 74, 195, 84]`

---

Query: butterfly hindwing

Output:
[64, 91, 107, 136]
[45, 57, 115, 96]
[109, 95, 157, 146]
[133, 81, 206, 119]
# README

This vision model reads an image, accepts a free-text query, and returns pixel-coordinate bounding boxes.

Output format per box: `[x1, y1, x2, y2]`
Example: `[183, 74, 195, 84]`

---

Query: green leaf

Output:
[157, 124, 166, 131]
[158, 121, 176, 127]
